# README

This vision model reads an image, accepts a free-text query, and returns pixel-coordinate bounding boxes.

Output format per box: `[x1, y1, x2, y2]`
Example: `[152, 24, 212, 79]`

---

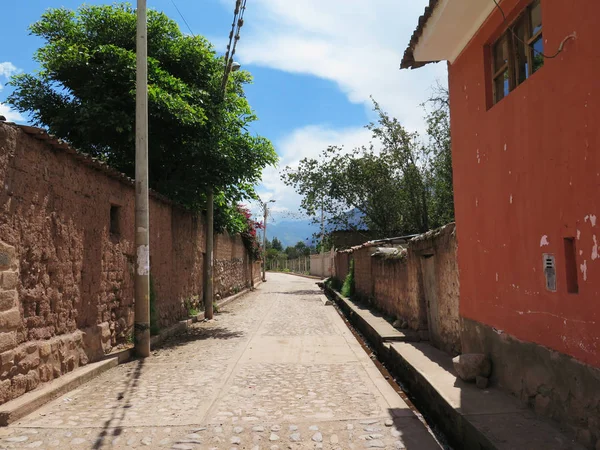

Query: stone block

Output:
[11, 374, 27, 398]
[0, 242, 15, 271]
[1, 271, 18, 290]
[452, 353, 492, 382]
[39, 342, 51, 359]
[0, 290, 17, 312]
[0, 308, 21, 331]
[38, 363, 53, 382]
[475, 376, 489, 389]
[0, 379, 10, 403]
[25, 370, 39, 391]
[534, 393, 551, 416]
[0, 331, 16, 354]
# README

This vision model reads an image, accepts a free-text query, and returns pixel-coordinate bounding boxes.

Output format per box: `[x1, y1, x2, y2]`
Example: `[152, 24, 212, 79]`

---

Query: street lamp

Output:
[262, 200, 275, 282]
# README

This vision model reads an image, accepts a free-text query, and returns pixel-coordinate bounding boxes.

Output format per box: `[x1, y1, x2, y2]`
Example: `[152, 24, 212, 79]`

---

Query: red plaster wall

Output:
[449, 0, 600, 366]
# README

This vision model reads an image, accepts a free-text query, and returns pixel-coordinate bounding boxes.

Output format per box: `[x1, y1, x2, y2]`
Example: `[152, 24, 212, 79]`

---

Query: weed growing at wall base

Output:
[341, 259, 355, 298]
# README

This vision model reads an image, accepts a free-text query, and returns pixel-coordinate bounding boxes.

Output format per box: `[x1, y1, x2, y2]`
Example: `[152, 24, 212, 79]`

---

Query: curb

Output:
[0, 281, 261, 426]
[0, 358, 118, 426]
[268, 271, 324, 280]
[321, 284, 584, 450]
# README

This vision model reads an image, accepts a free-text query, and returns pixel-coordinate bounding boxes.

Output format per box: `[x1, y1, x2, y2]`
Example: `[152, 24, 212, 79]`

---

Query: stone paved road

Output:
[0, 273, 441, 449]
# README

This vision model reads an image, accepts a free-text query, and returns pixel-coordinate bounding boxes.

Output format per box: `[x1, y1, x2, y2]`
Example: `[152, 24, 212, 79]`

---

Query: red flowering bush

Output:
[235, 205, 263, 261]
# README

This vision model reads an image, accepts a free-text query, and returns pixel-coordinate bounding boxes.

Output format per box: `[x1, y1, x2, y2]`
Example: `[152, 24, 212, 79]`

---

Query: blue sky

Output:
[0, 0, 447, 224]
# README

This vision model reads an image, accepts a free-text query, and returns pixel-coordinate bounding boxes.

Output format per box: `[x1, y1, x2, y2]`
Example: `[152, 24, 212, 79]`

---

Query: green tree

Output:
[6, 4, 277, 228]
[294, 241, 311, 257]
[423, 84, 454, 228]
[271, 237, 283, 251]
[282, 99, 429, 237]
[282, 92, 453, 237]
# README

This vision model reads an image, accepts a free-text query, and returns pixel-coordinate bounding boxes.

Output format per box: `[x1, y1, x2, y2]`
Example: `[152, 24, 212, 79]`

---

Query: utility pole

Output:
[203, 0, 246, 319]
[320, 198, 325, 276]
[134, 0, 150, 357]
[261, 199, 275, 282]
[262, 203, 267, 281]
[203, 189, 214, 319]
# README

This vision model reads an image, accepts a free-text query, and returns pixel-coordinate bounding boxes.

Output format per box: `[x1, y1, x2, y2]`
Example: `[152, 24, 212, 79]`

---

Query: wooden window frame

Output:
[490, 0, 543, 105]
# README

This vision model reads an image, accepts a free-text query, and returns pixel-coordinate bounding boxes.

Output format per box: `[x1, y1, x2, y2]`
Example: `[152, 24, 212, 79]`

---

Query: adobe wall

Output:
[0, 123, 258, 404]
[333, 252, 350, 283]
[338, 224, 460, 354]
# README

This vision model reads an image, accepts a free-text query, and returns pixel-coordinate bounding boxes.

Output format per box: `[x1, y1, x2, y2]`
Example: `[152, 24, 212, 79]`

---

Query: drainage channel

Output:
[330, 300, 453, 450]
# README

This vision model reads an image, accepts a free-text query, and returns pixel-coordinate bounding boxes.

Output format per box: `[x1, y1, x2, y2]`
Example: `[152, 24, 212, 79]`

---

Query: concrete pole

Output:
[262, 203, 267, 282]
[134, 0, 150, 358]
[204, 189, 214, 319]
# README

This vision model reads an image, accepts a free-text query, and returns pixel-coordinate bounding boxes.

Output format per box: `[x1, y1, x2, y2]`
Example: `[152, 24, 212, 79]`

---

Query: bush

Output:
[341, 259, 355, 298]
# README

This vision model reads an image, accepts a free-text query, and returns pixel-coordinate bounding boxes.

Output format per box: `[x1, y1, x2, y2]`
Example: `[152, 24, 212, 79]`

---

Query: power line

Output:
[491, 0, 575, 59]
[170, 0, 195, 37]
[221, 0, 247, 93]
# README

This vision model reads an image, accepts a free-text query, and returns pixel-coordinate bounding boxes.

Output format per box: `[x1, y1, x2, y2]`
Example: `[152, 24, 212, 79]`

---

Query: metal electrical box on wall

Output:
[543, 253, 556, 292]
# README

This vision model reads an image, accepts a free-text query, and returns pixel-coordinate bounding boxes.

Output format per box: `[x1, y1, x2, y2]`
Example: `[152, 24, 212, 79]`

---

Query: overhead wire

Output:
[170, 0, 195, 37]
[221, 0, 247, 93]
[491, 0, 575, 59]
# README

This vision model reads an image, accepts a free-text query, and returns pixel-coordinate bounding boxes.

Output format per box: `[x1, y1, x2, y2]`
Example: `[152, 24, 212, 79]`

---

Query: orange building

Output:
[402, 0, 599, 445]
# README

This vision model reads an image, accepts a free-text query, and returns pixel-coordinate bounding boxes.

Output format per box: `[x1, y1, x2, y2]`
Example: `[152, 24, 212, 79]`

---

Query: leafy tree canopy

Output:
[7, 4, 277, 229]
[271, 237, 283, 251]
[282, 89, 452, 238]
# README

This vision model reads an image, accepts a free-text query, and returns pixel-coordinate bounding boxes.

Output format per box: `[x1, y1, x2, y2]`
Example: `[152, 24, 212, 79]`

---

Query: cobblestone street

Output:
[0, 273, 441, 449]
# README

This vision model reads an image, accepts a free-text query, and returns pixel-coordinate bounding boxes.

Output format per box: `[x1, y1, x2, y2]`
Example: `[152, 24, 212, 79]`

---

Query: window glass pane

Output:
[493, 35, 508, 72]
[530, 0, 542, 35]
[531, 34, 544, 73]
[494, 70, 509, 103]
[513, 17, 528, 84]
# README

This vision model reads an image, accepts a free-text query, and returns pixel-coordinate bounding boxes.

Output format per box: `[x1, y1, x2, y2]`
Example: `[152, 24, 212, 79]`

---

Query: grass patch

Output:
[341, 258, 355, 298]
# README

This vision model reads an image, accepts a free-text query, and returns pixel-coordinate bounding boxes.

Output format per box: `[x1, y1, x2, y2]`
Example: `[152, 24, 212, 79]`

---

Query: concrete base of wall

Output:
[462, 317, 600, 449]
[323, 284, 585, 450]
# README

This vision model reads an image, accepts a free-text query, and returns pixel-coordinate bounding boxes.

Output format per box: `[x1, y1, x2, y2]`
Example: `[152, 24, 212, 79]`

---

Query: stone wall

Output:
[0, 123, 260, 404]
[333, 224, 460, 355]
[462, 318, 600, 448]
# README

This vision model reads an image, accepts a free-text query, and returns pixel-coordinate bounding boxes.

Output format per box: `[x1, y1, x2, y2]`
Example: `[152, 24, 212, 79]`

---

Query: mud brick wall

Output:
[0, 123, 259, 405]
[371, 252, 425, 332]
[410, 224, 460, 354]
[336, 224, 460, 355]
[352, 247, 373, 300]
[334, 252, 350, 283]
[214, 232, 255, 298]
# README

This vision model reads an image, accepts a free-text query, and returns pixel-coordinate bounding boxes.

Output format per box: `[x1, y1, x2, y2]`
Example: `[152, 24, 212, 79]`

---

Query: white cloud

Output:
[0, 62, 18, 79]
[0, 62, 23, 122]
[236, 0, 447, 132]
[0, 104, 23, 123]
[256, 124, 372, 220]
[232, 1, 446, 219]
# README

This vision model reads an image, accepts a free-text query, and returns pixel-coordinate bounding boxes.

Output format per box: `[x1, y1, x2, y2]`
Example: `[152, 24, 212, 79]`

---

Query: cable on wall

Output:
[492, 0, 575, 59]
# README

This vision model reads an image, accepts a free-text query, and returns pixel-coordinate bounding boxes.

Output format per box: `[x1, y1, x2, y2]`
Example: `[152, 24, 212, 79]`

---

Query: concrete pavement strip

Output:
[323, 284, 585, 450]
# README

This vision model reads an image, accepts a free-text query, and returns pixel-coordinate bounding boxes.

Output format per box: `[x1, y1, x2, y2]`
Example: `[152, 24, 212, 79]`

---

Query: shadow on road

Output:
[155, 326, 245, 350]
[273, 289, 322, 296]
[92, 359, 145, 449]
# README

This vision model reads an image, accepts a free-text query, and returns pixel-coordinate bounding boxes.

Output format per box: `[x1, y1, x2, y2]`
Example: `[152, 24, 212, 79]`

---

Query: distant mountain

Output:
[266, 219, 320, 248]
[266, 208, 367, 248]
